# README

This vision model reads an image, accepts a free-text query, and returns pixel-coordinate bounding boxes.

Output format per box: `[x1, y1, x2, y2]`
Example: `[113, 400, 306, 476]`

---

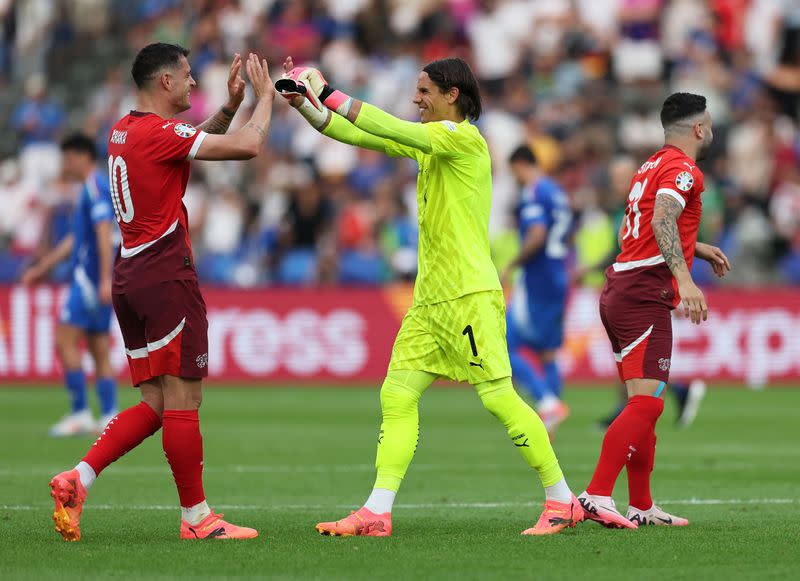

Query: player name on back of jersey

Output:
[110, 130, 127, 145]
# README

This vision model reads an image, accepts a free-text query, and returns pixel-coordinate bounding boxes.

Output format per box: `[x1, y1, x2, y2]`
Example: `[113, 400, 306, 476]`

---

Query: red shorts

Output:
[113, 279, 209, 386]
[599, 298, 673, 383]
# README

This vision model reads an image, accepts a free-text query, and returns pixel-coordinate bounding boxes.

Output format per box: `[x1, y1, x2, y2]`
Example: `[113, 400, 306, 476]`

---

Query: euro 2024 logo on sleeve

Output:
[174, 123, 197, 139]
[675, 171, 694, 192]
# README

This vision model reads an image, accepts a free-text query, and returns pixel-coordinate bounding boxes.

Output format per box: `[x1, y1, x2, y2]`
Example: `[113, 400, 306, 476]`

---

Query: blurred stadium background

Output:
[0, 0, 798, 387]
[1, 2, 799, 578]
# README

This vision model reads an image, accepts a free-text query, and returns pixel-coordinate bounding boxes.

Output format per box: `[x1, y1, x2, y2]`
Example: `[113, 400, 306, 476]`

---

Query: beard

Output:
[696, 134, 712, 161]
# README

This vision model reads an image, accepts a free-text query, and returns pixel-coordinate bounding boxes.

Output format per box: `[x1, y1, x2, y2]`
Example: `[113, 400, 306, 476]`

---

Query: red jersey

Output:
[106, 112, 207, 292]
[606, 145, 704, 307]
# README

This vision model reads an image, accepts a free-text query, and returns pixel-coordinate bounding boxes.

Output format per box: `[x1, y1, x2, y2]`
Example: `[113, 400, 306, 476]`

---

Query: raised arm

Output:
[194, 53, 274, 161]
[196, 54, 246, 135]
[321, 112, 389, 153]
[346, 102, 432, 153]
[279, 58, 433, 153]
[652, 192, 707, 324]
[276, 62, 401, 155]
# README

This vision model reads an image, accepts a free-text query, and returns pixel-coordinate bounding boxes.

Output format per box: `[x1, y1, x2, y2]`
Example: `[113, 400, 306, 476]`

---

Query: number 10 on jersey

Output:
[108, 154, 135, 223]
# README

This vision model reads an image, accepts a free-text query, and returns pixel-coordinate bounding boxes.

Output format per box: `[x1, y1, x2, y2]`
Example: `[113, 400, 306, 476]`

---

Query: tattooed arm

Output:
[652, 193, 708, 324]
[652, 194, 690, 279]
[197, 106, 237, 135]
[193, 53, 274, 161]
[198, 53, 246, 134]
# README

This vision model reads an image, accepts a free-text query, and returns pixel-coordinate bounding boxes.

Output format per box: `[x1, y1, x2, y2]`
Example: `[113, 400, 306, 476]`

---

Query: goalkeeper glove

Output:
[274, 77, 329, 129]
[282, 66, 353, 117]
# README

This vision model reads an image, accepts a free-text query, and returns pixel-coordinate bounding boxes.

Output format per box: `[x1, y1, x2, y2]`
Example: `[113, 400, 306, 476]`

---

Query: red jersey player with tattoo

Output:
[578, 93, 732, 528]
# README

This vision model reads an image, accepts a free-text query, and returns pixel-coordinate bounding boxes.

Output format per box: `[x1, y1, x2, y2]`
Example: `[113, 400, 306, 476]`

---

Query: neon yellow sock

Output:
[373, 369, 437, 491]
[475, 376, 564, 487]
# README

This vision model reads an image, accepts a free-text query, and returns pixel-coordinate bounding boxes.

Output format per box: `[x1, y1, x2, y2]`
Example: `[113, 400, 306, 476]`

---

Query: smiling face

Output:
[165, 55, 196, 113]
[413, 72, 459, 123]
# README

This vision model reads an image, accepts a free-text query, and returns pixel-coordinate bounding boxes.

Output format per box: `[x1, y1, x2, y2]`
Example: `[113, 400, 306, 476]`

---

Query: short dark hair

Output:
[660, 92, 707, 129]
[422, 58, 482, 121]
[131, 43, 189, 89]
[509, 144, 537, 165]
[61, 133, 97, 159]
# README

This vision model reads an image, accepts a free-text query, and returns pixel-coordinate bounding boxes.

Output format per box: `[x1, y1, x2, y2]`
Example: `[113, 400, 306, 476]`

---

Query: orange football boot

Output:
[50, 469, 87, 541]
[316, 507, 392, 537]
[522, 494, 585, 535]
[180, 512, 259, 539]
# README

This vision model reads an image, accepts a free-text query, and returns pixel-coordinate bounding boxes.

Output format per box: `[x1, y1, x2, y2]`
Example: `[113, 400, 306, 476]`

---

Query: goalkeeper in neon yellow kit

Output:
[278, 56, 584, 536]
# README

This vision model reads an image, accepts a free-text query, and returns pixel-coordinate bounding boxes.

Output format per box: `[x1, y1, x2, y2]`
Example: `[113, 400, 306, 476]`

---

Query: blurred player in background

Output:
[279, 56, 584, 536]
[578, 93, 731, 529]
[501, 145, 572, 437]
[21, 133, 118, 437]
[48, 44, 275, 541]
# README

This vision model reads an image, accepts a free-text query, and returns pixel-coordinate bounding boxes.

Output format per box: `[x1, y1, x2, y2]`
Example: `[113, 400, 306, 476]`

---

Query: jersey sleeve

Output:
[383, 139, 423, 161]
[353, 103, 432, 154]
[426, 120, 470, 157]
[353, 103, 472, 158]
[655, 161, 700, 209]
[147, 120, 208, 163]
[519, 186, 549, 232]
[322, 113, 400, 155]
[87, 177, 115, 225]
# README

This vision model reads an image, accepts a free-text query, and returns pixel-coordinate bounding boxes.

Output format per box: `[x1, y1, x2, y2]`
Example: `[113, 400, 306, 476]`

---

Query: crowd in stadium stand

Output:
[1, 0, 799, 287]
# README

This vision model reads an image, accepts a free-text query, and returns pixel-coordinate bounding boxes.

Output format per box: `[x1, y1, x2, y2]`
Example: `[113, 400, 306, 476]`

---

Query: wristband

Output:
[320, 85, 353, 117]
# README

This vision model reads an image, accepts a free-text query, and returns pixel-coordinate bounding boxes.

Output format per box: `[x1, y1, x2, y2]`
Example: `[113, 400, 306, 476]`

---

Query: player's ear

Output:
[160, 71, 172, 92]
[691, 121, 702, 141]
[446, 86, 460, 105]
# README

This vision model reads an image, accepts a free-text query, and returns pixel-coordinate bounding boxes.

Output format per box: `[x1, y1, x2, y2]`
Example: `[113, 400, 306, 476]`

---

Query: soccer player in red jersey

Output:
[49, 44, 275, 541]
[577, 93, 732, 528]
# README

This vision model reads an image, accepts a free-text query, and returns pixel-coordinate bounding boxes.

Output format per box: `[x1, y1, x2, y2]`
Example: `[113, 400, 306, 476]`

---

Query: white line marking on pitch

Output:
[1, 498, 796, 511]
[0, 461, 770, 477]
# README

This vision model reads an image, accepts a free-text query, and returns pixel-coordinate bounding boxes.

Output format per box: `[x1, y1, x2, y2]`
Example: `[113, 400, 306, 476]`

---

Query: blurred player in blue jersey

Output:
[22, 134, 118, 436]
[501, 145, 573, 436]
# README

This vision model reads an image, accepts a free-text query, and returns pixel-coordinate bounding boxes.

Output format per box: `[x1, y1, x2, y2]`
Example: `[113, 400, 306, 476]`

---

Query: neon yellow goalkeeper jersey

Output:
[321, 104, 502, 305]
[383, 117, 501, 305]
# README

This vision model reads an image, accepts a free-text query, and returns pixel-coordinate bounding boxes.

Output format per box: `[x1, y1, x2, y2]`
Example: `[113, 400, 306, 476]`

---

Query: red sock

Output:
[162, 409, 205, 507]
[627, 428, 657, 510]
[82, 402, 161, 475]
[586, 395, 664, 496]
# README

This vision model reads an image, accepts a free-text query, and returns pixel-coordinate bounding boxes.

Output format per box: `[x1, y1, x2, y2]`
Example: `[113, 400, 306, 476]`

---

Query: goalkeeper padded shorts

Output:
[388, 290, 512, 384]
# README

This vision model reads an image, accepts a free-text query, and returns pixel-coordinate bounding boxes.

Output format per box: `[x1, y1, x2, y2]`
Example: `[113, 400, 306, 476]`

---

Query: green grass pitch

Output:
[0, 385, 797, 580]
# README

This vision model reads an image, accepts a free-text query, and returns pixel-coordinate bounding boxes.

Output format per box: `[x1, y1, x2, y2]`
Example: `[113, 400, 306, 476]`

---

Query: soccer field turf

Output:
[1, 385, 797, 580]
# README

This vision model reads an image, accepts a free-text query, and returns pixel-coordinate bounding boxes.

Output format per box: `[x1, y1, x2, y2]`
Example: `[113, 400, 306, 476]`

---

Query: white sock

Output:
[181, 500, 211, 525]
[544, 477, 572, 504]
[537, 395, 560, 413]
[363, 488, 396, 514]
[75, 461, 96, 490]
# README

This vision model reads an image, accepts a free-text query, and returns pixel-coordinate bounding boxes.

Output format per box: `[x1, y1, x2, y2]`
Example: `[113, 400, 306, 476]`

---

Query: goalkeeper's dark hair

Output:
[660, 92, 707, 130]
[132, 43, 190, 89]
[61, 133, 97, 160]
[423, 58, 482, 121]
[509, 144, 537, 166]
